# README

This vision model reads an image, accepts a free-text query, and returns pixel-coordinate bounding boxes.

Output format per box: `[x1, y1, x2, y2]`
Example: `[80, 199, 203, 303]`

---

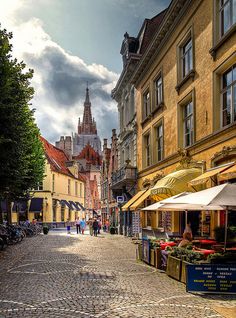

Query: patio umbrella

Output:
[142, 192, 191, 211]
[158, 183, 236, 252]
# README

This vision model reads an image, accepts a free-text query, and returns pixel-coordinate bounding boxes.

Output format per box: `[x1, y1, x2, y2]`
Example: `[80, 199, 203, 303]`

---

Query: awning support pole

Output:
[224, 208, 228, 253]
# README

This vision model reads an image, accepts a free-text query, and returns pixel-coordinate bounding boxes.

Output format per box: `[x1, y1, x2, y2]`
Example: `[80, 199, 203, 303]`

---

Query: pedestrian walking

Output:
[105, 219, 110, 232]
[93, 218, 99, 237]
[97, 218, 101, 234]
[75, 217, 81, 234]
[88, 218, 93, 236]
[66, 218, 71, 234]
[80, 218, 86, 234]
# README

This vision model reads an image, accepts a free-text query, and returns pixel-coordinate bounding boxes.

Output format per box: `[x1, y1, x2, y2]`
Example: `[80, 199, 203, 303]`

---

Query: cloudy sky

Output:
[0, 0, 170, 144]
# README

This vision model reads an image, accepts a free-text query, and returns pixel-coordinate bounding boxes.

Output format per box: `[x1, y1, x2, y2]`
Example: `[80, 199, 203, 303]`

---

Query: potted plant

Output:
[43, 225, 49, 235]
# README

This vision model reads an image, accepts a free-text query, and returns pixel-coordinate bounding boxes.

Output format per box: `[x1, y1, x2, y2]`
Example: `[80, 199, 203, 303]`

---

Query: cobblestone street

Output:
[0, 231, 235, 318]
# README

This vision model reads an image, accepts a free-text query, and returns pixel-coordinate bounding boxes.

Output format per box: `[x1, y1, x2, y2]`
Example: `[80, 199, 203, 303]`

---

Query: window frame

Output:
[177, 90, 195, 149]
[210, 0, 236, 59]
[176, 28, 195, 93]
[142, 89, 151, 121]
[154, 73, 164, 109]
[183, 101, 194, 148]
[153, 118, 164, 163]
[213, 52, 236, 131]
[220, 64, 236, 127]
[143, 131, 151, 168]
[219, 0, 236, 37]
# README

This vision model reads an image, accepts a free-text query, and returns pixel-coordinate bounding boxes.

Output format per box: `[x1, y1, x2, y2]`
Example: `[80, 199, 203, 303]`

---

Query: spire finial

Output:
[85, 83, 90, 103]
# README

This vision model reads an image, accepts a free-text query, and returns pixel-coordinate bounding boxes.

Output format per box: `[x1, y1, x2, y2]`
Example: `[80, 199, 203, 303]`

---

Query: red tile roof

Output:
[40, 136, 84, 182]
[139, 9, 167, 54]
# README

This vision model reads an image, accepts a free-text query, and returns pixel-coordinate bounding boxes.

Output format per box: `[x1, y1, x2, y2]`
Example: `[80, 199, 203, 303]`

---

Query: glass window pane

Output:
[234, 85, 236, 122]
[223, 2, 231, 34]
[233, 65, 236, 81]
[233, 0, 236, 24]
[223, 68, 233, 87]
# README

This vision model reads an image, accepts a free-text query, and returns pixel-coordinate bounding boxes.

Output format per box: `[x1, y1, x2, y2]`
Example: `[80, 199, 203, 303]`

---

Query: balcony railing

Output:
[111, 164, 137, 189]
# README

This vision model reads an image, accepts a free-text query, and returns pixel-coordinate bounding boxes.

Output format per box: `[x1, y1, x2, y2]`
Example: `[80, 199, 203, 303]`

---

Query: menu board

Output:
[132, 212, 141, 234]
[187, 264, 236, 294]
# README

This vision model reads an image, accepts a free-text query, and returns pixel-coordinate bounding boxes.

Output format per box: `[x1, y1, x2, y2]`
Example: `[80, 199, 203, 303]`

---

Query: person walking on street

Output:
[80, 218, 86, 235]
[88, 218, 93, 236]
[75, 218, 81, 234]
[93, 218, 99, 237]
[66, 218, 71, 234]
[97, 218, 101, 234]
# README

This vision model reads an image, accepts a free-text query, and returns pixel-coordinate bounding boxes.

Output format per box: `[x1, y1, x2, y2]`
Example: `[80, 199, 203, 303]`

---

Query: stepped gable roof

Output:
[40, 136, 84, 182]
[73, 143, 102, 166]
[138, 9, 167, 55]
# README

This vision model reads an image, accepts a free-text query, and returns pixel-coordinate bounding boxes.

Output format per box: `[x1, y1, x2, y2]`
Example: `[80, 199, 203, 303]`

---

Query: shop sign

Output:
[116, 196, 124, 203]
[186, 264, 236, 294]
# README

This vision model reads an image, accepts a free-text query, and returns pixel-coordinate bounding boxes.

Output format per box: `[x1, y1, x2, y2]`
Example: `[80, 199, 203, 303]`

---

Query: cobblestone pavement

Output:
[0, 230, 235, 318]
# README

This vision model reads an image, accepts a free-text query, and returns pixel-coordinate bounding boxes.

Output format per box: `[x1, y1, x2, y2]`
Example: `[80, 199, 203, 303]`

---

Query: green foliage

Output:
[0, 26, 45, 202]
[207, 252, 236, 264]
[170, 246, 204, 263]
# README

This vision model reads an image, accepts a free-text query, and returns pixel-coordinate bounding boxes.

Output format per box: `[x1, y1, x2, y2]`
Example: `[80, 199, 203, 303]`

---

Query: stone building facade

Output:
[116, 0, 236, 237]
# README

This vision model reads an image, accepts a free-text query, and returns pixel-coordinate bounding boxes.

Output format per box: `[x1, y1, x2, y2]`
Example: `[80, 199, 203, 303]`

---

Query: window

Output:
[80, 183, 82, 197]
[61, 205, 65, 222]
[156, 123, 164, 162]
[52, 174, 55, 192]
[144, 134, 151, 167]
[181, 38, 193, 79]
[52, 199, 57, 222]
[219, 0, 236, 36]
[68, 179, 71, 195]
[183, 101, 194, 147]
[221, 64, 236, 126]
[75, 182, 78, 196]
[155, 75, 163, 107]
[143, 91, 151, 120]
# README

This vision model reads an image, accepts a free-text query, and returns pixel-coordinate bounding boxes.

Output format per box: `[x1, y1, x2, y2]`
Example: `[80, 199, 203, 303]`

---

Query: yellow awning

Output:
[218, 163, 236, 180]
[151, 168, 201, 201]
[121, 190, 147, 211]
[129, 189, 152, 211]
[188, 162, 235, 186]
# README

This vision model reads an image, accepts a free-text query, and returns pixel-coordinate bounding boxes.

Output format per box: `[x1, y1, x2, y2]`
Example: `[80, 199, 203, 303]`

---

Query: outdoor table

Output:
[194, 249, 215, 257]
[160, 242, 176, 250]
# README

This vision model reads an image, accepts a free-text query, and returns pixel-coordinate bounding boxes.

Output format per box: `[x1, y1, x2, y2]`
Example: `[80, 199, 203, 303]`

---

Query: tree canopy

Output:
[0, 26, 45, 203]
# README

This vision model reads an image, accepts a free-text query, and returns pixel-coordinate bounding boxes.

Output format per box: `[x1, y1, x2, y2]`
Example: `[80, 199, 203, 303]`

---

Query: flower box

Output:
[166, 255, 182, 281]
[181, 260, 191, 284]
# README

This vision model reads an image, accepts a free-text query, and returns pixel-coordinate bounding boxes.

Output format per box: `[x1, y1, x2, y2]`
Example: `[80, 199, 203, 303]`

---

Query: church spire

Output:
[78, 85, 97, 135]
[85, 82, 90, 103]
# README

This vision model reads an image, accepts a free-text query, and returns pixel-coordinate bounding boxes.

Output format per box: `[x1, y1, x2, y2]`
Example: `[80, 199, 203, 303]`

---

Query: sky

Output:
[0, 0, 170, 144]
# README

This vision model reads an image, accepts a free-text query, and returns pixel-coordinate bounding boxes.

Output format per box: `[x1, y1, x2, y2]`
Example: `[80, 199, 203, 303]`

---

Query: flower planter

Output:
[155, 248, 162, 269]
[181, 260, 191, 284]
[150, 249, 155, 266]
[136, 243, 142, 261]
[166, 255, 182, 281]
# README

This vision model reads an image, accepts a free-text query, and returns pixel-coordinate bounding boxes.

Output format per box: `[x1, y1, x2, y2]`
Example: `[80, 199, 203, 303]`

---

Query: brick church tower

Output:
[72, 87, 101, 158]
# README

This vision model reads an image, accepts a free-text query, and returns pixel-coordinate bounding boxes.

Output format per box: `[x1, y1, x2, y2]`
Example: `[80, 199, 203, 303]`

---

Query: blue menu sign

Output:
[186, 264, 236, 294]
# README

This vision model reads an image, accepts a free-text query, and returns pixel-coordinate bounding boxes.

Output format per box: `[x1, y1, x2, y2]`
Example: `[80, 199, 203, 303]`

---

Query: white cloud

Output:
[0, 0, 119, 143]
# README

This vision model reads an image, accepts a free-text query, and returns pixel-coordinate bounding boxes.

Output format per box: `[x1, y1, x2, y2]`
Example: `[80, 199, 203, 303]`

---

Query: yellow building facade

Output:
[11, 137, 86, 225]
[129, 0, 236, 236]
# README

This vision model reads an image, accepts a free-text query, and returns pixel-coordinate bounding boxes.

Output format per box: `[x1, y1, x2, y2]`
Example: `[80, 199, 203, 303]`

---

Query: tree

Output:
[0, 26, 45, 223]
